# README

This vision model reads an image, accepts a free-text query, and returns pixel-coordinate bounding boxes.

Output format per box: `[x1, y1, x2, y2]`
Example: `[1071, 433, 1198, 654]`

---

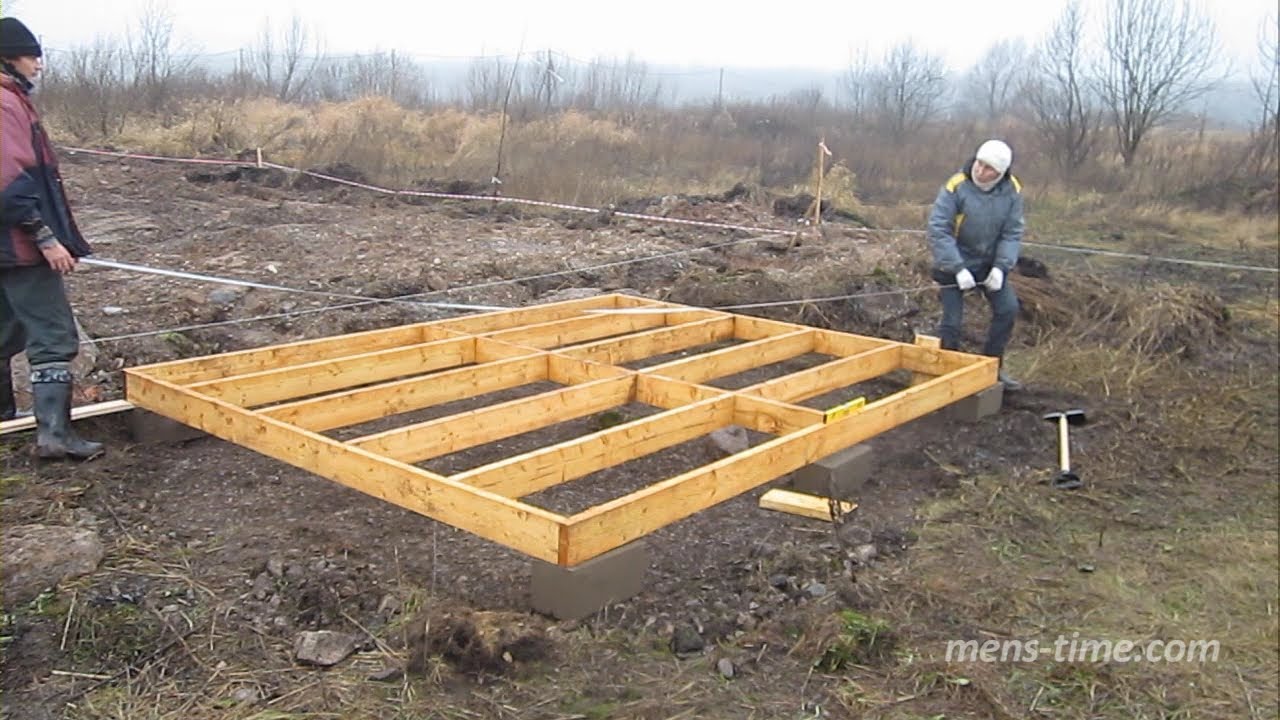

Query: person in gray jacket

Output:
[926, 139, 1023, 390]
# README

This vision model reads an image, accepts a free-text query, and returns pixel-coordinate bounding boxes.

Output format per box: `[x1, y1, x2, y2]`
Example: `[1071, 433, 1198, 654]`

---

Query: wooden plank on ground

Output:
[0, 399, 134, 436]
[758, 488, 856, 521]
[187, 337, 475, 407]
[559, 317, 735, 365]
[349, 376, 635, 463]
[260, 355, 548, 431]
[910, 334, 942, 385]
[742, 345, 901, 403]
[133, 324, 450, 385]
[900, 344, 986, 376]
[124, 373, 565, 563]
[643, 330, 814, 383]
[547, 355, 631, 385]
[559, 361, 995, 565]
[453, 396, 734, 498]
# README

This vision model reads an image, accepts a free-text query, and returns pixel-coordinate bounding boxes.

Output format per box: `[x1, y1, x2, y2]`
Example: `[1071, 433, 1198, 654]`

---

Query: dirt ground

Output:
[1, 154, 1276, 719]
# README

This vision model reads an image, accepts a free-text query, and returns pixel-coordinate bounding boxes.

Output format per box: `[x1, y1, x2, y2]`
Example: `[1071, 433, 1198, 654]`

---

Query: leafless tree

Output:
[866, 41, 948, 142]
[1023, 1, 1102, 175]
[250, 14, 323, 102]
[1244, 15, 1278, 177]
[41, 36, 132, 137]
[961, 39, 1029, 124]
[1098, 0, 1222, 166]
[127, 0, 195, 114]
[465, 56, 516, 112]
[840, 47, 875, 121]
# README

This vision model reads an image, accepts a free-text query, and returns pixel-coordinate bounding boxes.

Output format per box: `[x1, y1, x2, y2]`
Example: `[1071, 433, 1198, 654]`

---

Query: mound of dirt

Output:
[406, 605, 552, 677]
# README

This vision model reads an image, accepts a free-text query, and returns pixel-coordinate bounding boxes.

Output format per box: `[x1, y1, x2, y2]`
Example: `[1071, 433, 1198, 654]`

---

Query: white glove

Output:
[984, 267, 1005, 292]
[955, 269, 977, 291]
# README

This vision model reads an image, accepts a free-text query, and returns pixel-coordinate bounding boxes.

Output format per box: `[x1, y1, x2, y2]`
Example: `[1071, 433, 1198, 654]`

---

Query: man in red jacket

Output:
[1, 17, 103, 459]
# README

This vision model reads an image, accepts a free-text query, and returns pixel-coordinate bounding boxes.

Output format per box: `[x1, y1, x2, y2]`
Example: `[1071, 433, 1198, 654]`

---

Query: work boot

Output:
[1, 359, 16, 421]
[31, 368, 104, 460]
[998, 369, 1023, 392]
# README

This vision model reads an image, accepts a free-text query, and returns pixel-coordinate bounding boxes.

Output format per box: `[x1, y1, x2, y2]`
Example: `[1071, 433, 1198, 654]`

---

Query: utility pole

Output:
[716, 67, 724, 110]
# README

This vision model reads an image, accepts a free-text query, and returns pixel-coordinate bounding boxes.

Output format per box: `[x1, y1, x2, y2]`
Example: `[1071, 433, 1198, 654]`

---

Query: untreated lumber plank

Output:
[559, 317, 735, 365]
[643, 330, 814, 383]
[187, 337, 476, 407]
[812, 329, 895, 357]
[547, 355, 631, 385]
[453, 396, 734, 498]
[559, 360, 995, 565]
[0, 399, 134, 436]
[758, 488, 856, 521]
[742, 345, 901, 403]
[123, 372, 565, 564]
[484, 312, 668, 349]
[475, 338, 541, 362]
[733, 395, 823, 435]
[899, 344, 986, 376]
[260, 355, 549, 432]
[431, 293, 636, 335]
[349, 376, 635, 463]
[134, 324, 453, 385]
[734, 315, 806, 340]
[635, 374, 726, 409]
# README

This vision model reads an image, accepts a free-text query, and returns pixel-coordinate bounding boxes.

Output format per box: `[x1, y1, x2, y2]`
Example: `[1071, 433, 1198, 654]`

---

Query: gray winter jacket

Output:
[927, 167, 1024, 275]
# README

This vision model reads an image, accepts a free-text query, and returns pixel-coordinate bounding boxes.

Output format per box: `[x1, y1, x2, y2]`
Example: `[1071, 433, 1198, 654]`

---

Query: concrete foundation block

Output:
[127, 409, 206, 445]
[949, 383, 1003, 422]
[530, 541, 649, 620]
[789, 443, 873, 499]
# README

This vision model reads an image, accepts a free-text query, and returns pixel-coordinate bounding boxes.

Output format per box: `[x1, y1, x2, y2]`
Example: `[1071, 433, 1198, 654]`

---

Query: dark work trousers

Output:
[0, 264, 80, 368]
[933, 268, 1019, 359]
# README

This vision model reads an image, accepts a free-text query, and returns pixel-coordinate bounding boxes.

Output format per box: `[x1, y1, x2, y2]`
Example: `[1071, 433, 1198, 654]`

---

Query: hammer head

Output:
[1043, 409, 1087, 426]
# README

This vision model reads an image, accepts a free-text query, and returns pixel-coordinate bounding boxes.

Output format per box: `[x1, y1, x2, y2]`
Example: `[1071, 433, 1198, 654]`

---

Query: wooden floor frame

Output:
[124, 293, 997, 567]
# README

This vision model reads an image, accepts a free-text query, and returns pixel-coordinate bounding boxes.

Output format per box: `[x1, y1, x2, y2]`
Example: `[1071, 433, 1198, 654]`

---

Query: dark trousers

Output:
[933, 269, 1019, 358]
[0, 265, 80, 368]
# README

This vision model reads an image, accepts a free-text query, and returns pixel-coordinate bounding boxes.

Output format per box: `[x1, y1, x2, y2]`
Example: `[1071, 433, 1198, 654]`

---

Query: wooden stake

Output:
[813, 139, 832, 226]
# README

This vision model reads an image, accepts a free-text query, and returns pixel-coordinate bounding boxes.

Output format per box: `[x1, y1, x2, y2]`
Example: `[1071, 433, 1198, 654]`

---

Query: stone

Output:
[294, 630, 359, 666]
[1, 524, 105, 608]
[127, 409, 206, 445]
[707, 425, 749, 456]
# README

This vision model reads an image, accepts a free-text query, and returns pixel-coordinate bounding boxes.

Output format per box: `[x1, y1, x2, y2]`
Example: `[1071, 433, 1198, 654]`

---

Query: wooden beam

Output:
[734, 315, 805, 341]
[124, 373, 565, 564]
[453, 396, 735, 499]
[733, 395, 823, 435]
[0, 399, 134, 436]
[349, 376, 635, 464]
[559, 359, 996, 565]
[484, 312, 666, 349]
[900, 344, 987, 376]
[910, 334, 941, 385]
[559, 317, 735, 365]
[260, 355, 548, 432]
[758, 488, 856, 521]
[431, 293, 632, 335]
[187, 337, 476, 407]
[546, 354, 630, 385]
[643, 330, 814, 383]
[133, 323, 451, 385]
[475, 338, 540, 362]
[635, 374, 726, 409]
[742, 345, 901, 403]
[812, 329, 895, 357]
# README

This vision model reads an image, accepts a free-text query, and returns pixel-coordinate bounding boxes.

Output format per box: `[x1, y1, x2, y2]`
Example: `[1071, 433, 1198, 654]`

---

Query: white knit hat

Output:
[975, 140, 1013, 174]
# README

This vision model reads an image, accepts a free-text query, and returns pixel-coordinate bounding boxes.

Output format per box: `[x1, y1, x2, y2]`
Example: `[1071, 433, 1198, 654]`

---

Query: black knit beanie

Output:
[0, 18, 42, 58]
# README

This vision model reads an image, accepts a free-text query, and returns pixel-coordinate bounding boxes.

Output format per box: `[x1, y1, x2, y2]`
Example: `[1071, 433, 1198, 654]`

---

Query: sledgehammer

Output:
[1042, 409, 1087, 490]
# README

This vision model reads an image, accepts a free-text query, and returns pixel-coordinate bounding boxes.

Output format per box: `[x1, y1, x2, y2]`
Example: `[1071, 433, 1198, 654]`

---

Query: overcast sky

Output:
[12, 0, 1276, 75]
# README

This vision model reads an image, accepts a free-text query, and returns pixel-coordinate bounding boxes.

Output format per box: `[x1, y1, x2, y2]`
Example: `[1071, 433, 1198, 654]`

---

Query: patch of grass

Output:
[817, 610, 895, 672]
